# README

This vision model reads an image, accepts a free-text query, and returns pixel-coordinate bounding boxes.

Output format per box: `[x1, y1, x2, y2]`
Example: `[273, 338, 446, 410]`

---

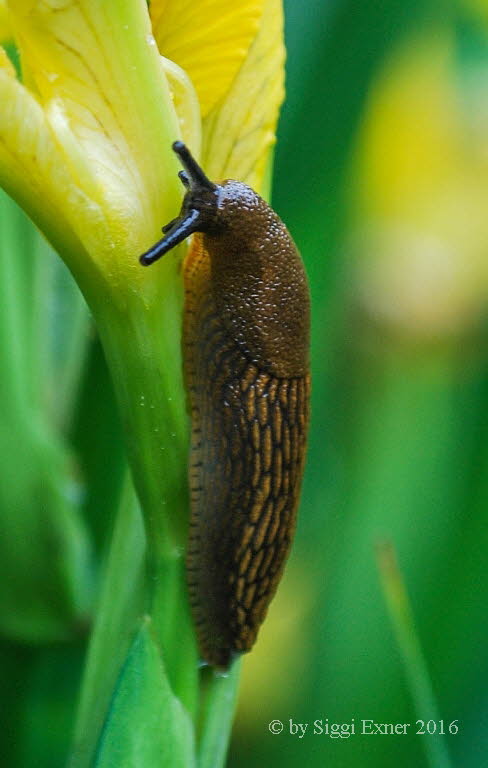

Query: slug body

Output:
[141, 142, 310, 667]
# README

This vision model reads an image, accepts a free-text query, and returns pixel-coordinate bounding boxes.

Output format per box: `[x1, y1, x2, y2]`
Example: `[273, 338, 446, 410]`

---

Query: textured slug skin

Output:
[183, 181, 310, 668]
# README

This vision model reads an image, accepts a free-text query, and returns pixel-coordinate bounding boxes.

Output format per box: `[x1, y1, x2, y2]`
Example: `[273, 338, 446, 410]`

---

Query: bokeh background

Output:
[230, 1, 488, 766]
[2, 0, 488, 766]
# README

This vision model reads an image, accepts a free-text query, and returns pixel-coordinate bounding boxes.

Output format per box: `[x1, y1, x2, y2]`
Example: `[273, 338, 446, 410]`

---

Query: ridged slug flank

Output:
[140, 142, 310, 667]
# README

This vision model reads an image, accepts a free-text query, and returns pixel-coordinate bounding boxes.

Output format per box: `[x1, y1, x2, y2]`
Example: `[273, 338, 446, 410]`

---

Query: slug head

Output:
[140, 142, 220, 266]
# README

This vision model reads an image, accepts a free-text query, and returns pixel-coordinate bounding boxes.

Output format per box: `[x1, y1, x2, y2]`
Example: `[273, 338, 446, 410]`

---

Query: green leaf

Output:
[376, 542, 454, 768]
[0, 422, 92, 641]
[95, 619, 196, 768]
[69, 479, 146, 768]
[0, 191, 93, 642]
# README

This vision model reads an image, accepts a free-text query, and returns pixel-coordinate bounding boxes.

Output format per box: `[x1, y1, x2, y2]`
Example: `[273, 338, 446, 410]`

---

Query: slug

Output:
[140, 141, 310, 667]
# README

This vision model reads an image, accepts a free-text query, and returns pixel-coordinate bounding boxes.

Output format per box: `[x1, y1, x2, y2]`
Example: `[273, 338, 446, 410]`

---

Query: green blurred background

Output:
[2, 0, 488, 766]
[230, 0, 488, 766]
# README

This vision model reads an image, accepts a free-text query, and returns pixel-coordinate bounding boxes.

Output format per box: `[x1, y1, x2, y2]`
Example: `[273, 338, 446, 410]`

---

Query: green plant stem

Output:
[94, 253, 188, 557]
[197, 662, 242, 768]
[92, 250, 199, 714]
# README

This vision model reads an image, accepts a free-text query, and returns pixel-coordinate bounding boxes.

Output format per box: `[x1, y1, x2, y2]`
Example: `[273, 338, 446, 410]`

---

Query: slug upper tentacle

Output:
[140, 142, 310, 667]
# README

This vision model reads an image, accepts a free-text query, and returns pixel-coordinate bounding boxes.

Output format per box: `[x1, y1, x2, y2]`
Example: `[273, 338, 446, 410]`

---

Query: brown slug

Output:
[140, 141, 310, 668]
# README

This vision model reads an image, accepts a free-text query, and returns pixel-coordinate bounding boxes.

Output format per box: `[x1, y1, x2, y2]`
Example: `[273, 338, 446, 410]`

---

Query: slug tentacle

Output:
[139, 143, 310, 668]
[172, 140, 216, 192]
[140, 208, 202, 266]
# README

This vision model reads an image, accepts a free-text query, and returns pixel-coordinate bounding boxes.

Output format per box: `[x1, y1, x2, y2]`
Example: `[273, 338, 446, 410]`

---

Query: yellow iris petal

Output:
[161, 55, 201, 158]
[0, 54, 87, 265]
[4, 0, 181, 295]
[151, 0, 265, 118]
[2, 0, 286, 297]
[0, 2, 10, 44]
[201, 0, 285, 197]
[0, 44, 12, 74]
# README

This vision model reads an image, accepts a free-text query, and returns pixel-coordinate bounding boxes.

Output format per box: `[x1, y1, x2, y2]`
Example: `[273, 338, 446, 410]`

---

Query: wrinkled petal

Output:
[151, 0, 264, 118]
[0, 54, 87, 267]
[6, 0, 182, 290]
[201, 0, 285, 197]
[161, 56, 201, 158]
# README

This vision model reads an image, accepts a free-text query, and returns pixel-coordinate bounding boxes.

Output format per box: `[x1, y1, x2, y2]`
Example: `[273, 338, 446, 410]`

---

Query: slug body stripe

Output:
[183, 236, 310, 668]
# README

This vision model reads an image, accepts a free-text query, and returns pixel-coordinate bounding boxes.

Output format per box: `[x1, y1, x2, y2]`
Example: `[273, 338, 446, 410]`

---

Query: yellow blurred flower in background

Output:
[350, 31, 488, 339]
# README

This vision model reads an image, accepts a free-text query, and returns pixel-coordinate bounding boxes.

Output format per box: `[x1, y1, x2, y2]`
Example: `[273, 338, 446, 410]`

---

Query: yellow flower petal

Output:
[0, 56, 87, 268]
[0, 44, 13, 74]
[0, 2, 11, 44]
[161, 55, 201, 158]
[6, 0, 181, 294]
[151, 0, 265, 118]
[201, 0, 285, 197]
